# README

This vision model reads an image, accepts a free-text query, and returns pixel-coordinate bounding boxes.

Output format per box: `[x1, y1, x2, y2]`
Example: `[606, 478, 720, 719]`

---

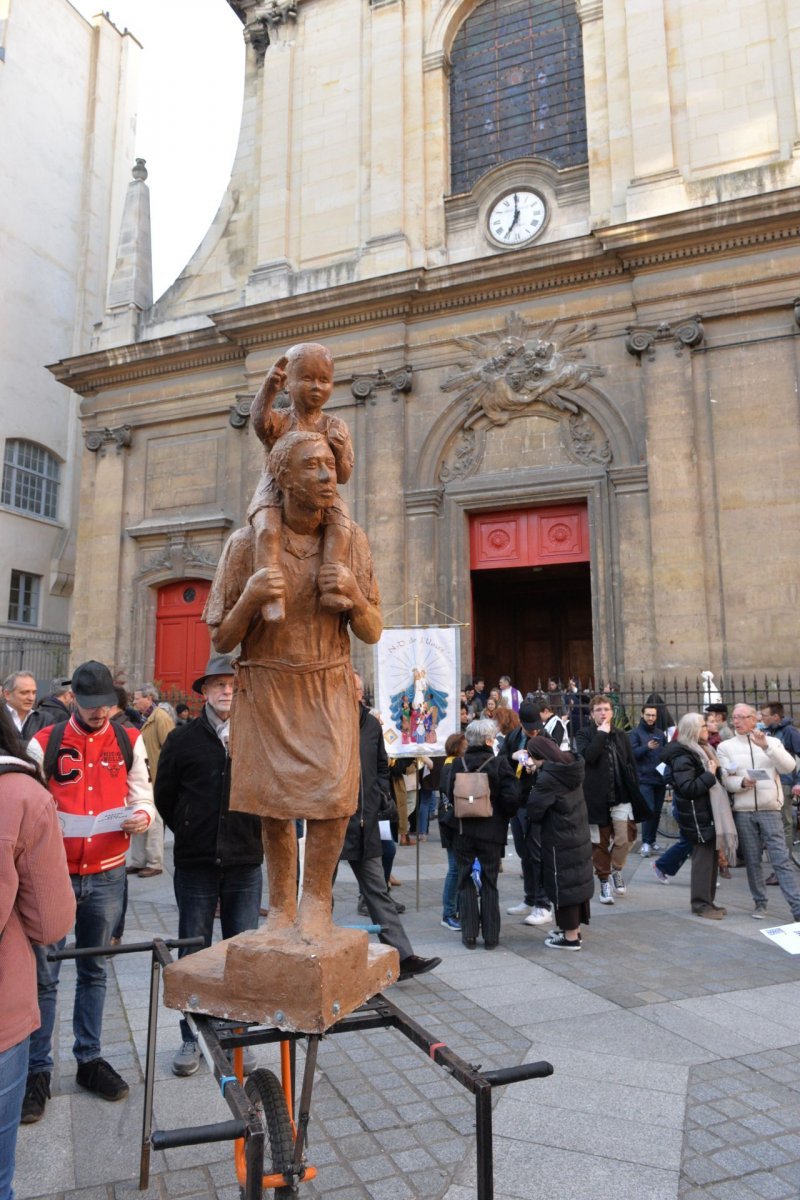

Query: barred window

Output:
[449, 0, 587, 195]
[2, 439, 60, 520]
[8, 570, 41, 626]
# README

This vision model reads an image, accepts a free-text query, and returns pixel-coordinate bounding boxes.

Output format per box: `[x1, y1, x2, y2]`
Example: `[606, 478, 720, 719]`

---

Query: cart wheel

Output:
[244, 1068, 296, 1197]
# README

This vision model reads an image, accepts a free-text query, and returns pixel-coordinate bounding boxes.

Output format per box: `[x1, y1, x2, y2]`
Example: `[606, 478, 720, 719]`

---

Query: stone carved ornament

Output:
[441, 311, 604, 429]
[625, 316, 704, 361]
[438, 312, 609, 481]
[140, 534, 218, 577]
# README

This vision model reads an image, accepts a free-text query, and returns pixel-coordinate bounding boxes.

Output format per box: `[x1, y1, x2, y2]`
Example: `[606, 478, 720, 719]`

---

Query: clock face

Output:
[488, 190, 547, 246]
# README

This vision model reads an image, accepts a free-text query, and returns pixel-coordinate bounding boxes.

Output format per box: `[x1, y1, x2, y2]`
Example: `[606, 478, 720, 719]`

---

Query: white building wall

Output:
[0, 0, 138, 662]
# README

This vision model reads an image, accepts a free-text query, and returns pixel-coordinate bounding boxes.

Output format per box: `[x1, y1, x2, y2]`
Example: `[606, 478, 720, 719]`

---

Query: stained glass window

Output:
[450, 0, 587, 195]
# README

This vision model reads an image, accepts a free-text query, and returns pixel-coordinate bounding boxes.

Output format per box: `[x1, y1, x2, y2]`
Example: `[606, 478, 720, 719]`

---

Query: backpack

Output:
[452, 757, 493, 819]
[41, 719, 134, 784]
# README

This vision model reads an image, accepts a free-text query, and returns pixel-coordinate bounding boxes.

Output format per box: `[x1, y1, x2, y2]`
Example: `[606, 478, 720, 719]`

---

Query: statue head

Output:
[270, 431, 336, 515]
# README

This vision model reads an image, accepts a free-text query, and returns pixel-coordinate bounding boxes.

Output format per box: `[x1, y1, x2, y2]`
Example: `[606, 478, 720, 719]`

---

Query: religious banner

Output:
[374, 626, 459, 757]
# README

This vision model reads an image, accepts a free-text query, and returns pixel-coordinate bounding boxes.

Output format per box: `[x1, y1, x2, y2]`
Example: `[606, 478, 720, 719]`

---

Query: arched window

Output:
[1, 439, 60, 520]
[449, 0, 587, 195]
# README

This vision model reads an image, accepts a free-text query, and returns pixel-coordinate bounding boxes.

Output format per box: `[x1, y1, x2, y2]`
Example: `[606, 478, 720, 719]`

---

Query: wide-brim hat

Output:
[193, 653, 236, 695]
[71, 660, 117, 708]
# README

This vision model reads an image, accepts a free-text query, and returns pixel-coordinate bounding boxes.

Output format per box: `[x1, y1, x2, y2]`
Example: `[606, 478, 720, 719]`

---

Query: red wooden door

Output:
[154, 580, 211, 698]
[469, 504, 590, 570]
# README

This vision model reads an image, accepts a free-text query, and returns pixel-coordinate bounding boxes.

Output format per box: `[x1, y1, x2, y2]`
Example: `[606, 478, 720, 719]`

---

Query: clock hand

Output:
[506, 194, 520, 236]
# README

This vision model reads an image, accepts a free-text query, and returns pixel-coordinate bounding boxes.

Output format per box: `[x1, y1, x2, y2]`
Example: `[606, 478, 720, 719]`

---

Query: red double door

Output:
[469, 504, 593, 689]
[154, 580, 211, 701]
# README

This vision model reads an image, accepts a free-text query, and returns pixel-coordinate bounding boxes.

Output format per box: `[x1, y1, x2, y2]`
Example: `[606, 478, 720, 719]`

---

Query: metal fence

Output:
[0, 630, 71, 685]
[526, 675, 800, 730]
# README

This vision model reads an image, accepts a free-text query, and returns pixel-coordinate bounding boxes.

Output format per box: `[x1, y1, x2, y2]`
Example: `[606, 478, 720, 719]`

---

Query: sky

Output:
[73, 0, 245, 299]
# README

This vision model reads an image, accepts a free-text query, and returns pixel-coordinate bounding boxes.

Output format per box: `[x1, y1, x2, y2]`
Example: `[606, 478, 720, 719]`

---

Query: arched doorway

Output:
[469, 503, 592, 688]
[154, 579, 211, 701]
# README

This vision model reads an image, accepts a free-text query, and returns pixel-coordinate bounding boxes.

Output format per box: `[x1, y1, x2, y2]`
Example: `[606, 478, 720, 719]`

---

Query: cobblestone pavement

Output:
[13, 831, 800, 1200]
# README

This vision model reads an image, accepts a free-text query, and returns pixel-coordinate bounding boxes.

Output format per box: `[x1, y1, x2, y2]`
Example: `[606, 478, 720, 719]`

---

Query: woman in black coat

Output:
[525, 736, 593, 950]
[449, 718, 520, 949]
[661, 713, 725, 919]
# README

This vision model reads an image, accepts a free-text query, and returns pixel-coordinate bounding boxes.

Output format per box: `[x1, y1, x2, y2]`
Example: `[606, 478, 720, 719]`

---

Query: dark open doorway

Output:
[471, 561, 593, 691]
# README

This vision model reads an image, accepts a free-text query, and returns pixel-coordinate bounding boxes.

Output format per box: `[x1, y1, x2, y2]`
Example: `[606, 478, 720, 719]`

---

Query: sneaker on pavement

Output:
[652, 862, 670, 884]
[751, 905, 768, 920]
[20, 1071, 50, 1124]
[506, 901, 532, 915]
[523, 906, 552, 926]
[136, 867, 163, 878]
[598, 880, 614, 904]
[441, 916, 461, 930]
[544, 931, 581, 951]
[640, 843, 651, 857]
[765, 873, 779, 886]
[76, 1057, 129, 1101]
[398, 954, 441, 981]
[650, 842, 663, 852]
[173, 1039, 202, 1076]
[611, 870, 626, 895]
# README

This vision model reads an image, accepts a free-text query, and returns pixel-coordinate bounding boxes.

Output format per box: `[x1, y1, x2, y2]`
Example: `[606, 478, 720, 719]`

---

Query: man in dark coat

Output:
[22, 677, 73, 741]
[629, 705, 668, 857]
[574, 694, 649, 905]
[340, 674, 440, 982]
[154, 653, 264, 1077]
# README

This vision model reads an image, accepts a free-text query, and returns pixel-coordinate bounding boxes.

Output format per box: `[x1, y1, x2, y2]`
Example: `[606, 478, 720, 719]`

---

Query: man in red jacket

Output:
[21, 661, 155, 1123]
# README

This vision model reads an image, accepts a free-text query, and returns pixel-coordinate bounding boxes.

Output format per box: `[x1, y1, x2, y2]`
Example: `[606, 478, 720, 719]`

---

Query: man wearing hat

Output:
[154, 654, 264, 1077]
[22, 660, 155, 1121]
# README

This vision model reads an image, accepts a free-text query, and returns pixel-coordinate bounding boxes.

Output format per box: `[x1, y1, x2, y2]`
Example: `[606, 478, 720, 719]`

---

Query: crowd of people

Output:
[2, 660, 800, 1200]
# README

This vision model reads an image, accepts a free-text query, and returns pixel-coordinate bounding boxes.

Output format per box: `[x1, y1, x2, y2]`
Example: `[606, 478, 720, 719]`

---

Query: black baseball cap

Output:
[71, 660, 117, 708]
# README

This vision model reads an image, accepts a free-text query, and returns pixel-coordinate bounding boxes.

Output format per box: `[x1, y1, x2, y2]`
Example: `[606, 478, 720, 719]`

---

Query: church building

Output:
[49, 0, 800, 695]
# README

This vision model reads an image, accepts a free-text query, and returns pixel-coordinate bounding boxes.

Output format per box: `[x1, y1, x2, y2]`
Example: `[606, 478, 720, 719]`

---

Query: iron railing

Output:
[0, 629, 70, 684]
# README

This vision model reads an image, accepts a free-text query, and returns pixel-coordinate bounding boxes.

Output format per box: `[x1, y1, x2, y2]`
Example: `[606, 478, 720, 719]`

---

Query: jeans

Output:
[416, 789, 438, 837]
[442, 847, 459, 919]
[0, 1037, 29, 1200]
[640, 783, 667, 845]
[173, 863, 263, 1042]
[29, 865, 125, 1074]
[734, 809, 800, 917]
[655, 836, 693, 877]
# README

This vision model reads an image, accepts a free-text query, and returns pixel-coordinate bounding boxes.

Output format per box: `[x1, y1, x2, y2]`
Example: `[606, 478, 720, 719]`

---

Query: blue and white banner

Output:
[374, 626, 459, 757]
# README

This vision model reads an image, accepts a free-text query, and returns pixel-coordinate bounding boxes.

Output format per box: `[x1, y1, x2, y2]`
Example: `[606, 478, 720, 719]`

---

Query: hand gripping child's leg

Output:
[318, 520, 353, 612]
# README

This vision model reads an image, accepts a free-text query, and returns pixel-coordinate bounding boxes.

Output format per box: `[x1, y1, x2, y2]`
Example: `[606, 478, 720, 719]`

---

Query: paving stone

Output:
[162, 1170, 209, 1196]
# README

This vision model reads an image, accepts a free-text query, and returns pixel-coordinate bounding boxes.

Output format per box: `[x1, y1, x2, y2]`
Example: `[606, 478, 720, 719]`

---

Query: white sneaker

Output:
[650, 842, 663, 852]
[598, 880, 614, 904]
[611, 870, 627, 895]
[506, 901, 533, 915]
[640, 843, 651, 857]
[523, 906, 552, 926]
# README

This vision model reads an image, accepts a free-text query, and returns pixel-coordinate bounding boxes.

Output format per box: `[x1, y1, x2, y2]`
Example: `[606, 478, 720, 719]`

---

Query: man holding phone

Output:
[630, 706, 667, 857]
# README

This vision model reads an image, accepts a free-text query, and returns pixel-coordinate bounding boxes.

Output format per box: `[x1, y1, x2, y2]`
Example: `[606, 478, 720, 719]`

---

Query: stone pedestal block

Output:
[163, 926, 399, 1033]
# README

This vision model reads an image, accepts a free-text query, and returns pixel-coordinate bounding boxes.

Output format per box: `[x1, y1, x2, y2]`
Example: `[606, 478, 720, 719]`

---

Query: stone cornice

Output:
[48, 329, 244, 397]
[48, 189, 800, 395]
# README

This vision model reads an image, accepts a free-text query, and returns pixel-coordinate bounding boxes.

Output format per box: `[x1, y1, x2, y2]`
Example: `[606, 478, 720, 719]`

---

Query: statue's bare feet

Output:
[264, 906, 295, 934]
[261, 596, 285, 622]
[296, 893, 333, 941]
[318, 590, 352, 613]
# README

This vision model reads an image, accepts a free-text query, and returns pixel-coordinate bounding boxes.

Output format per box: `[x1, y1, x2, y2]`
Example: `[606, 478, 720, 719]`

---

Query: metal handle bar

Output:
[150, 1119, 246, 1150]
[481, 1061, 553, 1087]
[48, 936, 204, 960]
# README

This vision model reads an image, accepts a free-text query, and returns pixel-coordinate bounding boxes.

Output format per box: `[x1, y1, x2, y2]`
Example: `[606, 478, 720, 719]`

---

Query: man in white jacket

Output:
[717, 704, 800, 921]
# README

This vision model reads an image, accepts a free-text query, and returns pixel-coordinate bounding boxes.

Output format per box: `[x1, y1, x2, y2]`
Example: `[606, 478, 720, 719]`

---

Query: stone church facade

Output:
[50, 0, 800, 691]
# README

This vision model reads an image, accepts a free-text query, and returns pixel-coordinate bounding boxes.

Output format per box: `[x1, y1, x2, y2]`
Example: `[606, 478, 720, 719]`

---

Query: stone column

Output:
[72, 430, 130, 666]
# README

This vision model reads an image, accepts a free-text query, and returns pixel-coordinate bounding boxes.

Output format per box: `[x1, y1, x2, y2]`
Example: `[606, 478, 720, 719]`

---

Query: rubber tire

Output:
[243, 1068, 296, 1198]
